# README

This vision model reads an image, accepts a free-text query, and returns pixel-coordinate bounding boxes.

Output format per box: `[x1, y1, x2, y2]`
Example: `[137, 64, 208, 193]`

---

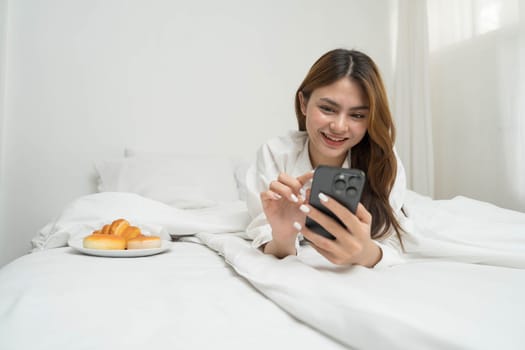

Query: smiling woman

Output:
[298, 78, 370, 168]
[245, 49, 406, 268]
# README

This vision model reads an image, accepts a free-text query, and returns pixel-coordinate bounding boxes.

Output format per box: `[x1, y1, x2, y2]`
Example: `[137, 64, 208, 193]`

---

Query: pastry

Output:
[109, 218, 130, 236]
[122, 226, 141, 240]
[82, 219, 161, 250]
[127, 235, 162, 250]
[83, 234, 126, 250]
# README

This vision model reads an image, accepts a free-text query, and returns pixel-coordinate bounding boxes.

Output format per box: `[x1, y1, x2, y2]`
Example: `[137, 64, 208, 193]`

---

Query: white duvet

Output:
[7, 191, 525, 349]
[197, 191, 525, 350]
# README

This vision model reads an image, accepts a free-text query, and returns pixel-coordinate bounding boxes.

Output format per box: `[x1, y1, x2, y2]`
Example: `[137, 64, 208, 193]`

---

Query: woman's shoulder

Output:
[261, 130, 308, 156]
[254, 130, 308, 173]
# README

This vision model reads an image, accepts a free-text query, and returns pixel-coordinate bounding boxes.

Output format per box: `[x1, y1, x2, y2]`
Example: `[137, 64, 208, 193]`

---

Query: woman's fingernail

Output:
[299, 188, 306, 197]
[293, 222, 302, 230]
[299, 204, 310, 213]
[290, 194, 298, 202]
[319, 192, 329, 202]
[273, 193, 282, 200]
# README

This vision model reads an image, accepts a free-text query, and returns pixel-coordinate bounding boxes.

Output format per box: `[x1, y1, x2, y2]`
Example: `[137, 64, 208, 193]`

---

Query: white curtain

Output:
[0, 0, 7, 175]
[394, 0, 524, 212]
[0, 0, 8, 264]
[426, 0, 524, 211]
[0, 0, 7, 204]
[518, 2, 525, 207]
[393, 0, 435, 197]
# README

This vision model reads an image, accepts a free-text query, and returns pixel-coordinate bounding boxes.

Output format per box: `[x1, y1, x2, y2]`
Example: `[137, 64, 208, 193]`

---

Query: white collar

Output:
[299, 138, 351, 172]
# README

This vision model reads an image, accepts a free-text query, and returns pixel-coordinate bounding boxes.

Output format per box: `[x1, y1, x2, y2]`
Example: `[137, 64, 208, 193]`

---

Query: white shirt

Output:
[244, 130, 407, 268]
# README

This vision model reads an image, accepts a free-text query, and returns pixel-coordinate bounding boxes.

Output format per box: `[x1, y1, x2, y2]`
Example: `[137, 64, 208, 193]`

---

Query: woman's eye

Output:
[319, 105, 335, 113]
[350, 113, 365, 119]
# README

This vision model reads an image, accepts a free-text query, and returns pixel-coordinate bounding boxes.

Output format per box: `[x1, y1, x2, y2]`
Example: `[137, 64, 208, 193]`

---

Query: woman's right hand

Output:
[260, 171, 314, 257]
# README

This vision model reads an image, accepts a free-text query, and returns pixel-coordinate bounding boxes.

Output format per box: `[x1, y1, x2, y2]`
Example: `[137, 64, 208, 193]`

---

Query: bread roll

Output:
[127, 235, 162, 249]
[83, 234, 126, 250]
[122, 226, 141, 240]
[101, 224, 111, 235]
[109, 218, 130, 236]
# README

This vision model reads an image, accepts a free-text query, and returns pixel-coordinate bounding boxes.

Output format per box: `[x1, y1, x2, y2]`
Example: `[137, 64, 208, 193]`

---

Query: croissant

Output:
[83, 218, 161, 250]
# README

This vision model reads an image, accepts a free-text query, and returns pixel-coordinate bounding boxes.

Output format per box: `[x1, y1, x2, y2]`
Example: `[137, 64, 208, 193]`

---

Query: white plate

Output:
[68, 237, 171, 258]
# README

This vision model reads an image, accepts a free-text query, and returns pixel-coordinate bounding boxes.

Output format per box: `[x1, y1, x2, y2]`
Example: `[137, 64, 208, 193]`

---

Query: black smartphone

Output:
[305, 166, 366, 240]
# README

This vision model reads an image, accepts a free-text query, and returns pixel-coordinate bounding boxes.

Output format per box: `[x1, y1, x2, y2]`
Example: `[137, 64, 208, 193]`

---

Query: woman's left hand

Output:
[298, 194, 382, 267]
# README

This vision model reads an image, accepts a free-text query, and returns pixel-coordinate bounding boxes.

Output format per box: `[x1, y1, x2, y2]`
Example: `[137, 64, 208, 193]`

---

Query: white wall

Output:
[0, 0, 394, 266]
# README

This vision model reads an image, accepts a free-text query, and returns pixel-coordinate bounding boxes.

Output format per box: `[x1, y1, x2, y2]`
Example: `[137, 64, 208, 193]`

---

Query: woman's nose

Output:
[330, 114, 347, 132]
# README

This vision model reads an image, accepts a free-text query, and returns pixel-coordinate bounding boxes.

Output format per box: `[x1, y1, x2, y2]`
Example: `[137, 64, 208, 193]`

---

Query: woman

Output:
[245, 49, 407, 268]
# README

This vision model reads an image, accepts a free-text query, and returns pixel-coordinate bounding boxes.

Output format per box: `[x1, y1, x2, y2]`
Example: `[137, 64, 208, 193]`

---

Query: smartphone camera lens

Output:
[346, 187, 358, 197]
[334, 179, 346, 191]
[348, 176, 361, 187]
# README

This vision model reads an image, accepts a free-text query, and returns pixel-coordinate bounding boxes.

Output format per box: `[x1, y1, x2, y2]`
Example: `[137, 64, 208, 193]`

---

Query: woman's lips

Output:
[320, 131, 348, 147]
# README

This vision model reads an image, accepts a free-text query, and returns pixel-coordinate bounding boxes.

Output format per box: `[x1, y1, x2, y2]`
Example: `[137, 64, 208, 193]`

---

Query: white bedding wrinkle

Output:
[0, 243, 346, 350]
[31, 192, 251, 251]
[197, 233, 525, 350]
[402, 191, 525, 267]
[196, 190, 525, 349]
[24, 189, 525, 349]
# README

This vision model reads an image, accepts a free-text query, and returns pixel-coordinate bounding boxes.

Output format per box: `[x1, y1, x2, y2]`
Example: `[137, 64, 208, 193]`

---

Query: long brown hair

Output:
[295, 49, 404, 243]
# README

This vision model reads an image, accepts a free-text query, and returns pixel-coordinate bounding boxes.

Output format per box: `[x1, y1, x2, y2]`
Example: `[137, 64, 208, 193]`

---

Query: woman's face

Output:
[299, 77, 370, 168]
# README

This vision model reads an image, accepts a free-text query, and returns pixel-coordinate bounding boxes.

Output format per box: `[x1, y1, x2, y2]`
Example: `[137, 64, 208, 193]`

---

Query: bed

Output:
[1, 151, 524, 350]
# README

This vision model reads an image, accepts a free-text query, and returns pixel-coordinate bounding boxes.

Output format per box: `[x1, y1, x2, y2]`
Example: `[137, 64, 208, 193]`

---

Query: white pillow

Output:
[95, 153, 239, 209]
[124, 148, 252, 202]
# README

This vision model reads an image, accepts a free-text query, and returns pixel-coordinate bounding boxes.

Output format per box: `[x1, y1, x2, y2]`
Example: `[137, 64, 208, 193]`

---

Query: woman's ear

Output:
[298, 91, 307, 116]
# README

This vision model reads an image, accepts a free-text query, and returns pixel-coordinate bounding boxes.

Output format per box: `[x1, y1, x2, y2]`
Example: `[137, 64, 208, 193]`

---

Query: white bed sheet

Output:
[199, 233, 525, 350]
[2, 190, 525, 350]
[0, 241, 345, 350]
